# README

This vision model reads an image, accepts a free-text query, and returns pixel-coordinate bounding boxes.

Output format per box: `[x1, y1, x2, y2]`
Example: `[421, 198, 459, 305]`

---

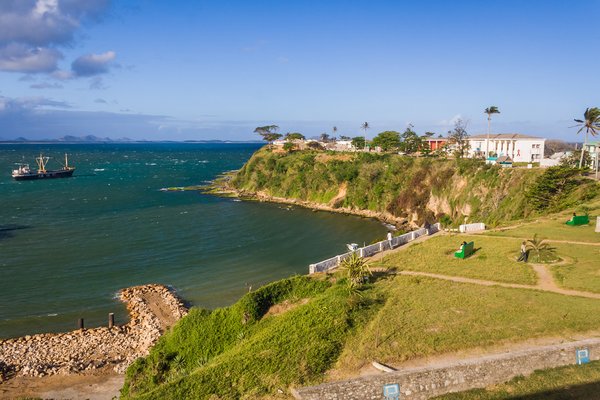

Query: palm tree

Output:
[332, 126, 338, 136]
[484, 106, 500, 158]
[361, 122, 370, 136]
[526, 234, 557, 263]
[340, 253, 372, 289]
[573, 107, 600, 169]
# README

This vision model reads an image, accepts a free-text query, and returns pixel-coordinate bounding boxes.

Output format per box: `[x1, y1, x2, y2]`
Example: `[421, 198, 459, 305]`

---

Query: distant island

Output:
[0, 135, 263, 144]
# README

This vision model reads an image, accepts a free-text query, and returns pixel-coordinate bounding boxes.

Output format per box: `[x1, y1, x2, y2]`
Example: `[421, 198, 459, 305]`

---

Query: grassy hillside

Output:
[122, 211, 600, 399]
[231, 148, 598, 227]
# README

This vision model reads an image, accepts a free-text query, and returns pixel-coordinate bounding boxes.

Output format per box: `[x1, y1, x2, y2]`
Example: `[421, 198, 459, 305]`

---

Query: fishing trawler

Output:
[12, 154, 75, 180]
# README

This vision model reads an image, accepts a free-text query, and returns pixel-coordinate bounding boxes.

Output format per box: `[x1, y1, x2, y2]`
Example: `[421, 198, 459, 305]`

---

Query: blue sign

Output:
[577, 348, 590, 365]
[383, 383, 400, 400]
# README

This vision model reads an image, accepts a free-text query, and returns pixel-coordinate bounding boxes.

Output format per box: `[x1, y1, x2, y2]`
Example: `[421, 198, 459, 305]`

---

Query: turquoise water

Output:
[0, 143, 386, 339]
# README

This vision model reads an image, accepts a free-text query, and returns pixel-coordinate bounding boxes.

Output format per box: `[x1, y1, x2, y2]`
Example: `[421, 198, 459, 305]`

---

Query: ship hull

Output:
[13, 168, 75, 181]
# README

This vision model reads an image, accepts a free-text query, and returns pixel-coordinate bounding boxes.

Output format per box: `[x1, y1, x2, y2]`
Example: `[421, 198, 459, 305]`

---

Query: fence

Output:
[309, 223, 440, 274]
[459, 222, 485, 233]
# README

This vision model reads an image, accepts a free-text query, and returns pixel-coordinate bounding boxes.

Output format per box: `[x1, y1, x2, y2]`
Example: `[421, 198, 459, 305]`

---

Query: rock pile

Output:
[0, 284, 188, 379]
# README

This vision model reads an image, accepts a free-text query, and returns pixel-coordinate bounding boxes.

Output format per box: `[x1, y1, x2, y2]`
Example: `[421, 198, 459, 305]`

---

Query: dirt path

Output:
[398, 269, 600, 300]
[473, 233, 600, 246]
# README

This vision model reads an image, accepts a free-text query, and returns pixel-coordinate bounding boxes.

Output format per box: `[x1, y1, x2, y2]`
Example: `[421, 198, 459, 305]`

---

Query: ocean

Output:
[0, 143, 386, 339]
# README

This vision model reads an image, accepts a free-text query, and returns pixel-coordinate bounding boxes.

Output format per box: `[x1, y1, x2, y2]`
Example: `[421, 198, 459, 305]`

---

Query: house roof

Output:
[469, 133, 545, 140]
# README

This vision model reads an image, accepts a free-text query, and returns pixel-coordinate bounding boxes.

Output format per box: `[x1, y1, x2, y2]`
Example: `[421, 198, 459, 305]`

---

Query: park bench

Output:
[566, 215, 589, 226]
[454, 241, 474, 259]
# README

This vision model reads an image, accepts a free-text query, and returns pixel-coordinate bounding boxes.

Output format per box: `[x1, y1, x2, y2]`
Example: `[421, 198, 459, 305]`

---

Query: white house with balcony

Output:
[467, 134, 546, 163]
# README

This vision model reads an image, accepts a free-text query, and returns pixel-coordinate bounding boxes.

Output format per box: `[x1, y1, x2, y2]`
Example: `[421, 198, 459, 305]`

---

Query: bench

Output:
[566, 215, 589, 226]
[454, 241, 475, 259]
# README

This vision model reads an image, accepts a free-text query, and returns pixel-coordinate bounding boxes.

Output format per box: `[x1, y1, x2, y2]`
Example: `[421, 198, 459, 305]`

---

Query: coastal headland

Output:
[0, 284, 188, 398]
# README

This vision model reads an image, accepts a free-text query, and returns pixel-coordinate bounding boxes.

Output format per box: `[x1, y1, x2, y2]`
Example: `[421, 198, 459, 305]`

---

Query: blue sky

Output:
[0, 0, 599, 141]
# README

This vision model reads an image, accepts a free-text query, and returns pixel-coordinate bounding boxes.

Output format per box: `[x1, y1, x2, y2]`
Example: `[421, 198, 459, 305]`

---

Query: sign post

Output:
[383, 383, 400, 400]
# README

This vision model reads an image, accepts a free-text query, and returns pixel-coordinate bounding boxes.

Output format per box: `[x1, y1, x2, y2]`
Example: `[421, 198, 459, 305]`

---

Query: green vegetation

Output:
[573, 107, 600, 169]
[374, 234, 537, 285]
[335, 276, 600, 375]
[121, 275, 382, 399]
[371, 130, 401, 151]
[525, 166, 597, 212]
[340, 252, 372, 290]
[525, 234, 558, 263]
[435, 360, 600, 399]
[232, 148, 599, 227]
[550, 243, 600, 293]
[487, 215, 599, 243]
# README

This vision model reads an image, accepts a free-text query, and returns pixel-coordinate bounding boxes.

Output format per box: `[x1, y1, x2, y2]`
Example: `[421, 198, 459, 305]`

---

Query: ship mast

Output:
[36, 154, 49, 173]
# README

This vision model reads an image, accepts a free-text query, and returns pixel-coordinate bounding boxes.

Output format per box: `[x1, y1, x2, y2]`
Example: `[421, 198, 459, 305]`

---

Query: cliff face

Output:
[231, 149, 598, 227]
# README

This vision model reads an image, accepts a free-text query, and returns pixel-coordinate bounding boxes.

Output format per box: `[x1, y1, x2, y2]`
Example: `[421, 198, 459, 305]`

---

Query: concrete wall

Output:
[293, 338, 600, 400]
[309, 224, 439, 274]
[596, 216, 600, 233]
[459, 222, 485, 233]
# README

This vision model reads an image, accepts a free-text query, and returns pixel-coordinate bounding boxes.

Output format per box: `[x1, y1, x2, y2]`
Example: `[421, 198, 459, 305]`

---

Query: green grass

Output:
[487, 216, 599, 243]
[334, 275, 600, 375]
[121, 275, 384, 399]
[434, 360, 600, 399]
[550, 243, 600, 293]
[373, 234, 538, 285]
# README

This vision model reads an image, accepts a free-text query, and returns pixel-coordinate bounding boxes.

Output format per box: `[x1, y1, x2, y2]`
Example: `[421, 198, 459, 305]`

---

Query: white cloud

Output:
[0, 0, 111, 76]
[71, 51, 115, 77]
[0, 43, 61, 72]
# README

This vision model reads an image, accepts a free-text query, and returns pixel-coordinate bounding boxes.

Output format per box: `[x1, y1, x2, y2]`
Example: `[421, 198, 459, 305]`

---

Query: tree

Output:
[339, 135, 351, 141]
[372, 131, 401, 152]
[484, 106, 500, 158]
[573, 107, 600, 169]
[340, 253, 372, 290]
[560, 150, 591, 169]
[351, 136, 366, 150]
[332, 126, 338, 136]
[399, 124, 422, 153]
[361, 122, 370, 136]
[320, 133, 330, 143]
[448, 118, 470, 158]
[424, 131, 436, 137]
[525, 234, 558, 263]
[254, 125, 281, 143]
[284, 132, 305, 141]
[545, 139, 575, 157]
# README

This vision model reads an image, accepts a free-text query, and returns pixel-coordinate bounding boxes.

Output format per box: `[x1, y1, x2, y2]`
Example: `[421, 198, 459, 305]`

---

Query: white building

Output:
[584, 142, 599, 170]
[467, 134, 546, 163]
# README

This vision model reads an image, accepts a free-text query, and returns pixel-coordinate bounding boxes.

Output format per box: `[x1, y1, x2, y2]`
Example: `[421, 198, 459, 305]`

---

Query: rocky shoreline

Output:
[0, 284, 188, 383]
[203, 173, 412, 229]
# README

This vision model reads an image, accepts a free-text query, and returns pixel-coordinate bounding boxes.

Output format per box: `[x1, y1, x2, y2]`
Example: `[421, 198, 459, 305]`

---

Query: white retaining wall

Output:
[596, 216, 600, 233]
[459, 222, 485, 233]
[309, 223, 440, 274]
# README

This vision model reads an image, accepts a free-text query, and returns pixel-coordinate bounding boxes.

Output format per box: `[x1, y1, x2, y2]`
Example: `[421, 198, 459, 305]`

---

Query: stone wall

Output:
[0, 284, 188, 382]
[293, 338, 600, 400]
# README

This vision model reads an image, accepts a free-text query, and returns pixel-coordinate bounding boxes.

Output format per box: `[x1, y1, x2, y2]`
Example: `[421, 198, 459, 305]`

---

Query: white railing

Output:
[459, 222, 485, 233]
[308, 223, 440, 274]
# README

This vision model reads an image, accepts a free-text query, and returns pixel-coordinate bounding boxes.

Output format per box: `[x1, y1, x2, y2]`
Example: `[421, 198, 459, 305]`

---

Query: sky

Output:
[0, 0, 599, 141]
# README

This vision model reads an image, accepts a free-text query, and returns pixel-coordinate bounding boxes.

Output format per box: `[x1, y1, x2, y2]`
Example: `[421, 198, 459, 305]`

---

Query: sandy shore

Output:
[0, 284, 188, 399]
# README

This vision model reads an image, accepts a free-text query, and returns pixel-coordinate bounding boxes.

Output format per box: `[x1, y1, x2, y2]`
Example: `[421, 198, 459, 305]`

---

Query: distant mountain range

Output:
[0, 135, 262, 143]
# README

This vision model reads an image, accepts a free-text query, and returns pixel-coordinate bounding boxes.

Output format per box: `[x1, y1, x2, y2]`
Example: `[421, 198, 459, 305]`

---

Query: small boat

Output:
[346, 243, 359, 251]
[12, 154, 75, 181]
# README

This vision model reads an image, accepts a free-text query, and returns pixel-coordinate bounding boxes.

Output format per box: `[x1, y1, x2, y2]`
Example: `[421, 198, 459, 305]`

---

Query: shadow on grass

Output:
[0, 224, 30, 241]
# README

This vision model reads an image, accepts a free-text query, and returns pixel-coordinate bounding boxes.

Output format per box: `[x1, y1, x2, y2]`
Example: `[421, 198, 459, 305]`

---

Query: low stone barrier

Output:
[293, 338, 600, 400]
[596, 216, 600, 233]
[309, 224, 440, 274]
[459, 222, 485, 233]
[0, 284, 188, 381]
